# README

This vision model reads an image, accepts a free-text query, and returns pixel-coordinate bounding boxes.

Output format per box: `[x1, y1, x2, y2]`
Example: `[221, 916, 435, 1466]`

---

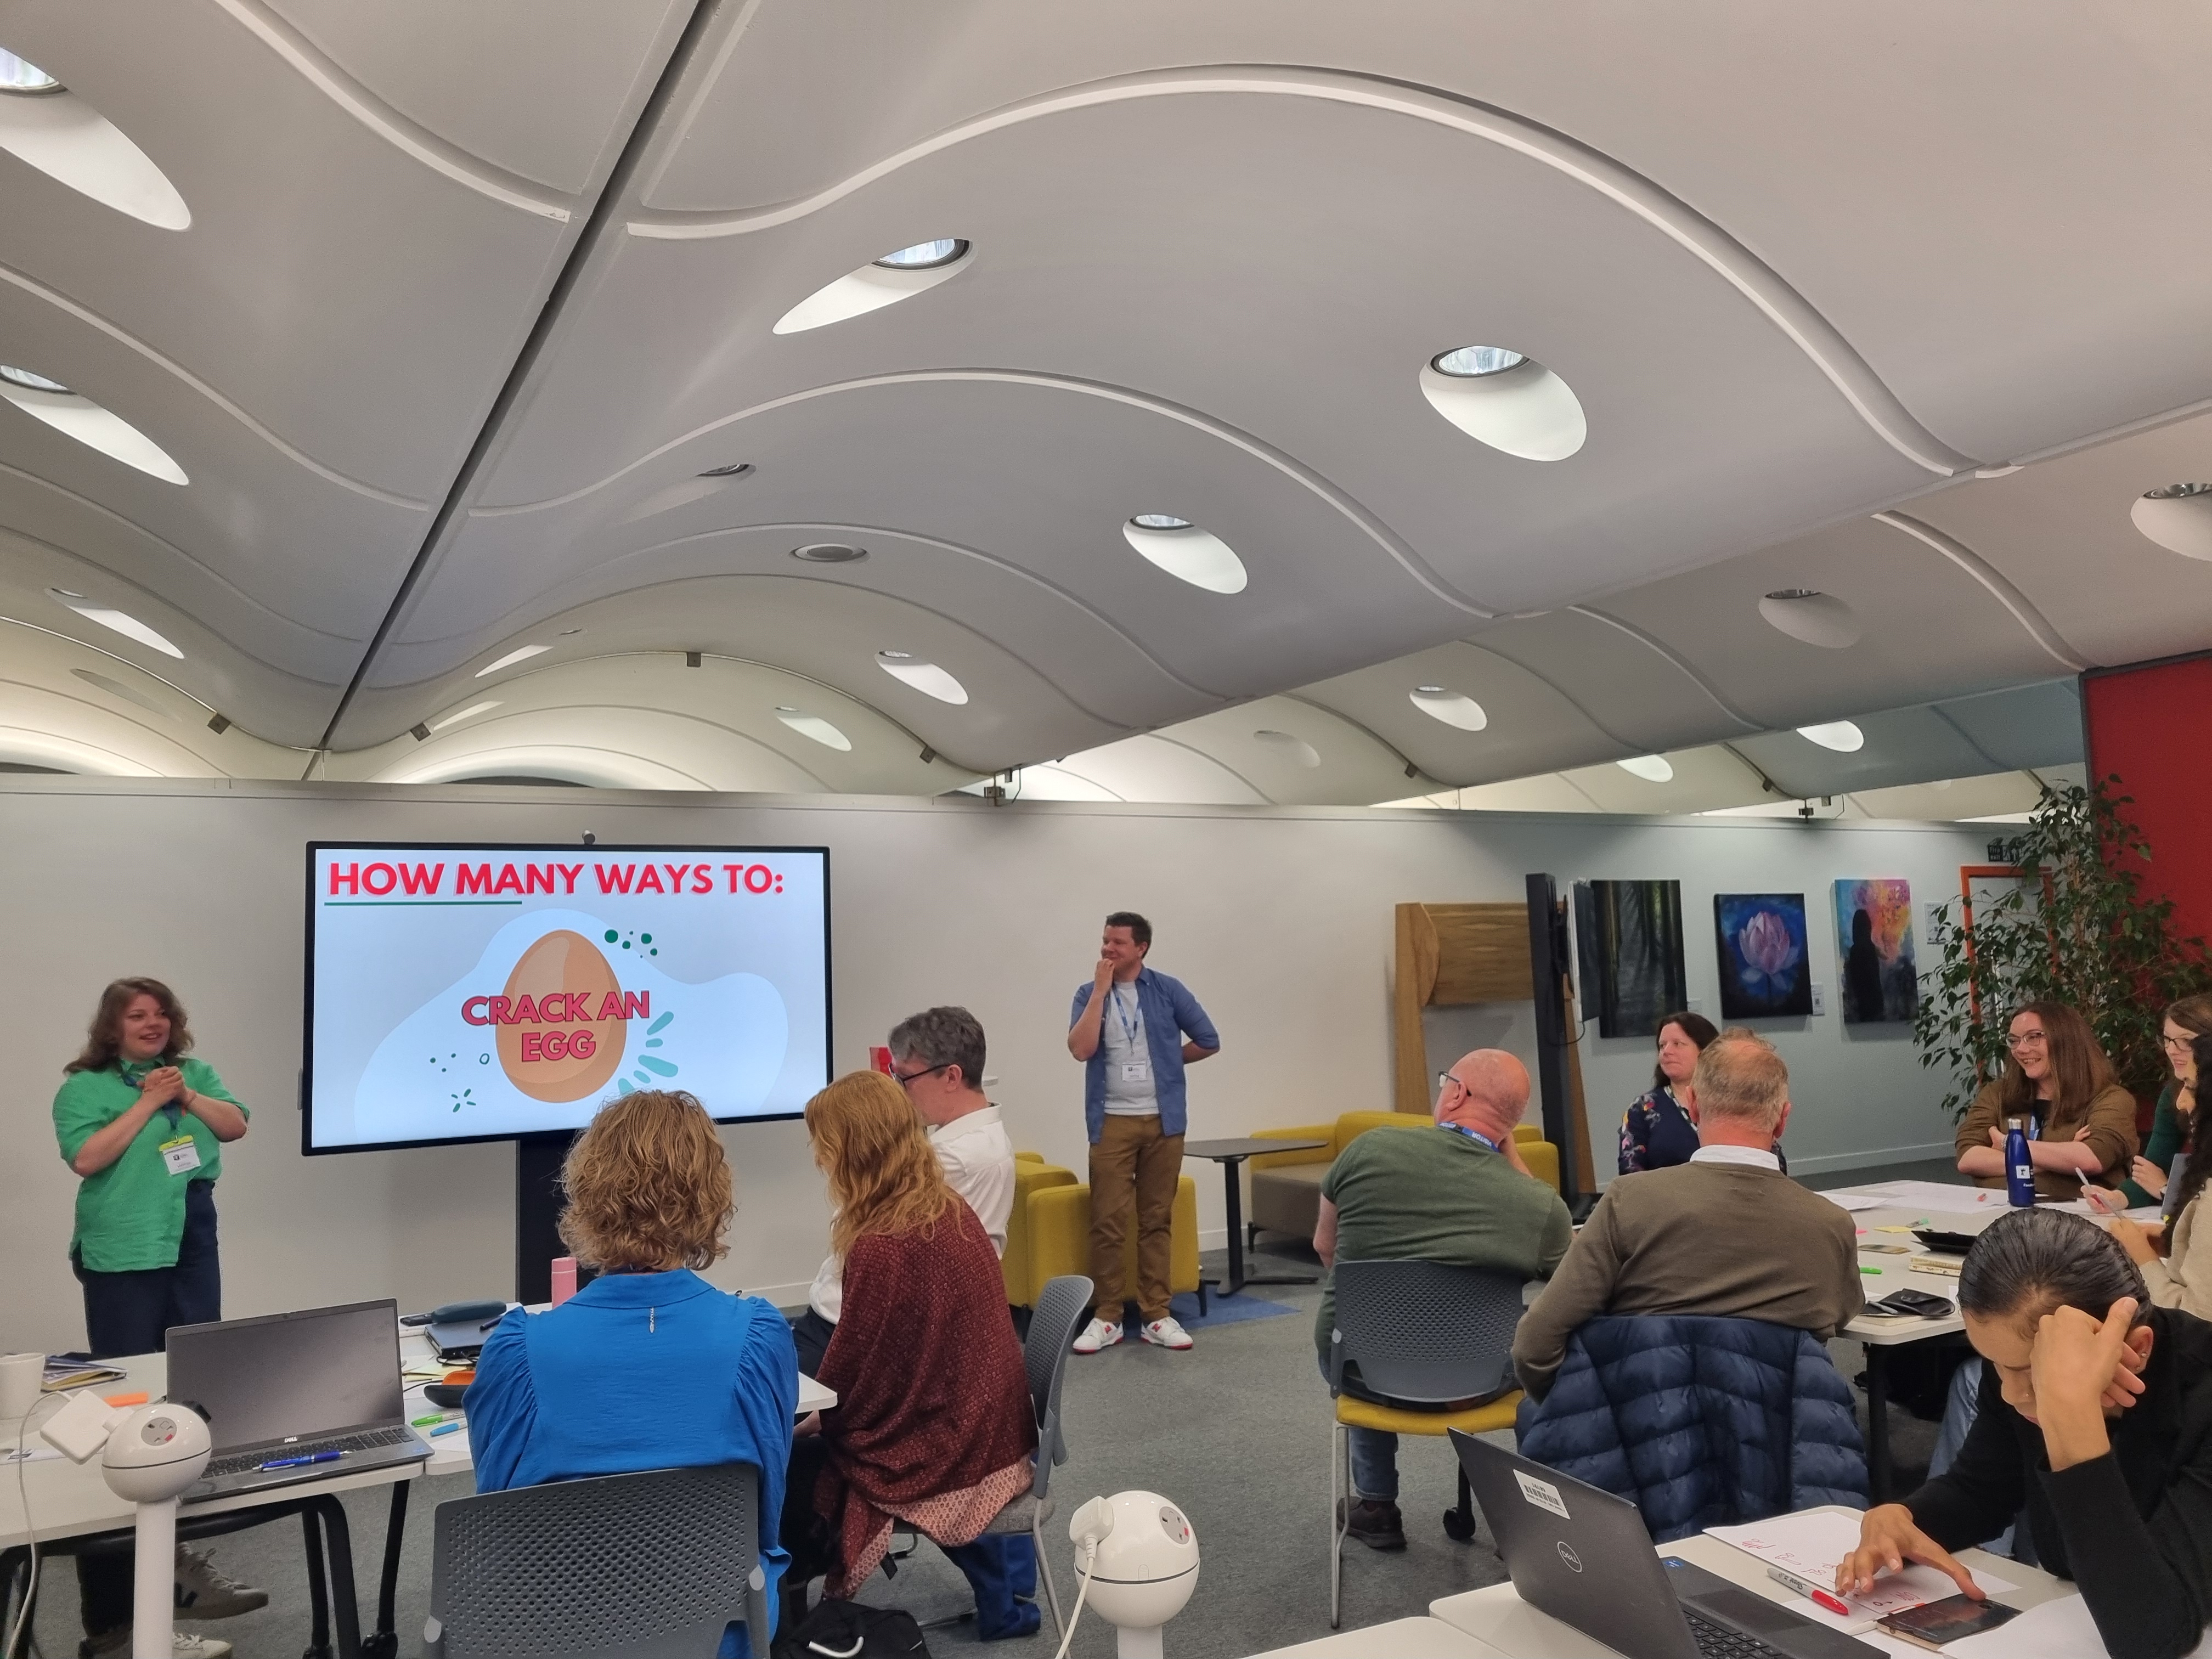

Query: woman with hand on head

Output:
[2108, 996, 2212, 1210]
[53, 977, 259, 1658]
[2105, 1033, 2212, 1319]
[1955, 1001, 2137, 1201]
[1839, 1208, 2212, 1659]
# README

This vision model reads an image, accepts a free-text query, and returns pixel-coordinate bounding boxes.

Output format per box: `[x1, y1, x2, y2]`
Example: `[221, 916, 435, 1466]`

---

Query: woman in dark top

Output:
[1839, 1208, 2212, 1659]
[1618, 1011, 1717, 1173]
[2111, 994, 2212, 1209]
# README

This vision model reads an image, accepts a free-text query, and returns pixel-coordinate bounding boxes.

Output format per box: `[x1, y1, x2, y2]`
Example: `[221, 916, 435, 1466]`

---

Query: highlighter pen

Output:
[258, 1449, 343, 1471]
[410, 1413, 449, 1427]
[429, 1421, 462, 1437]
[1764, 1565, 1852, 1617]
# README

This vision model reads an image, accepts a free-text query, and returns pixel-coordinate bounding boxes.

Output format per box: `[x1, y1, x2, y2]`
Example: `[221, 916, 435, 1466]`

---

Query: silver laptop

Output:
[167, 1299, 429, 1502]
[1452, 1431, 1881, 1659]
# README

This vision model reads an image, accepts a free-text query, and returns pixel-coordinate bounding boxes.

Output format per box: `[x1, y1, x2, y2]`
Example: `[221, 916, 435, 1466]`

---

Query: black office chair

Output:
[424, 1463, 769, 1659]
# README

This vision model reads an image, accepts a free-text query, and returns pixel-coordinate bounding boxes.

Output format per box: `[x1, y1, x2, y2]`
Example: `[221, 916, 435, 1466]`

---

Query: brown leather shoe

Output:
[1337, 1496, 1407, 1550]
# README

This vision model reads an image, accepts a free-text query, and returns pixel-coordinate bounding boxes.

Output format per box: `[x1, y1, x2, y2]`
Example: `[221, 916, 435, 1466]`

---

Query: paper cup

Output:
[0, 1352, 41, 1419]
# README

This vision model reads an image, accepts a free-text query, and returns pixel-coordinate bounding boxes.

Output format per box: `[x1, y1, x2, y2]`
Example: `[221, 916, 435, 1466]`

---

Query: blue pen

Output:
[258, 1449, 342, 1471]
[428, 1421, 461, 1438]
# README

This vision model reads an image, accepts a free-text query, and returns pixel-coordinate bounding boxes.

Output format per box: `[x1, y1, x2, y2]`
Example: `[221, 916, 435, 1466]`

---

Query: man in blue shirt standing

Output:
[1067, 912, 1220, 1353]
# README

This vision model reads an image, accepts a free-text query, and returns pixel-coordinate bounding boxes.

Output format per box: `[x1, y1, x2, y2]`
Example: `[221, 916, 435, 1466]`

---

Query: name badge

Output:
[159, 1135, 202, 1177]
[1120, 1062, 1150, 1084]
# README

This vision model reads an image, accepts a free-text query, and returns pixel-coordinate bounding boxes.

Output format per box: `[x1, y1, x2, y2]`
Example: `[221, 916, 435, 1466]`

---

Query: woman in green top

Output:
[2111, 995, 2212, 1210]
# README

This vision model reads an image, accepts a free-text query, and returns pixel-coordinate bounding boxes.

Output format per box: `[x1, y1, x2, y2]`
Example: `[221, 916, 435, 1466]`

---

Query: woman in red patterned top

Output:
[788, 1070, 1037, 1621]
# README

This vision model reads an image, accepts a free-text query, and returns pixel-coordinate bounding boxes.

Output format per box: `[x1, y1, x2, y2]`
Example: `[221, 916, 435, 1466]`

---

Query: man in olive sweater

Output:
[1512, 1034, 1861, 1401]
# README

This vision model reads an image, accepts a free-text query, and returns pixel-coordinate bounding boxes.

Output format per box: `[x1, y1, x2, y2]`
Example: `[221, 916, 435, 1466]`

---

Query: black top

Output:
[1905, 1305, 2212, 1659]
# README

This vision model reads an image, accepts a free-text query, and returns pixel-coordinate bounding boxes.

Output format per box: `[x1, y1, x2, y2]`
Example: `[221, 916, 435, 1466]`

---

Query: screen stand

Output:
[515, 1131, 578, 1305]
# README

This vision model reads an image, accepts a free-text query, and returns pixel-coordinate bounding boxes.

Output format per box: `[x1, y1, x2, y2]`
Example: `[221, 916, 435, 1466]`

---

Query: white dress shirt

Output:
[1688, 1143, 1782, 1172]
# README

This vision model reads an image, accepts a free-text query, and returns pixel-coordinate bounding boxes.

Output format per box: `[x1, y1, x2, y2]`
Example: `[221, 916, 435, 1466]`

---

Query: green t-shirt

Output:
[53, 1057, 245, 1272]
[1316, 1124, 1573, 1363]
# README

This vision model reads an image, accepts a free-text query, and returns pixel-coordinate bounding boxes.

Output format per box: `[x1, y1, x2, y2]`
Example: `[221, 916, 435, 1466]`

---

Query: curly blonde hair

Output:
[558, 1090, 732, 1270]
[805, 1070, 957, 1257]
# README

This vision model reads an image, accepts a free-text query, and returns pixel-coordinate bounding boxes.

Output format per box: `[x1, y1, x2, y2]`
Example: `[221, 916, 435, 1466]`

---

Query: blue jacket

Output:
[1070, 967, 1219, 1142]
[470, 1269, 799, 1657]
[1514, 1315, 1866, 1543]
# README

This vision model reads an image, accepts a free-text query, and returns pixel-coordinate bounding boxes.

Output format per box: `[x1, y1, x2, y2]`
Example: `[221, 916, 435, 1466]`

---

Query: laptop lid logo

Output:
[1556, 1542, 1584, 1573]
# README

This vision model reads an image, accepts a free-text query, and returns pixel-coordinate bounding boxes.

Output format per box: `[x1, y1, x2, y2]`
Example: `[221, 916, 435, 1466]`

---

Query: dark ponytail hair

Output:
[1959, 1206, 2149, 1331]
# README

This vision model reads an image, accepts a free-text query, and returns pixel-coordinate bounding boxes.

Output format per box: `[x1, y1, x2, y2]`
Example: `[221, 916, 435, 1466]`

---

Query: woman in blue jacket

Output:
[470, 1090, 798, 1657]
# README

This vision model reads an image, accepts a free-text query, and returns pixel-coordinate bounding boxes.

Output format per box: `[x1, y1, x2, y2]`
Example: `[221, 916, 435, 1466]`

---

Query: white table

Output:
[2, 1322, 837, 1657]
[1243, 1616, 1502, 1657]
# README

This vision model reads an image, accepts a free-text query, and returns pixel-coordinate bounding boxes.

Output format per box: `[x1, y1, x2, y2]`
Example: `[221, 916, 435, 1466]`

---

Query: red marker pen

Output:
[1764, 1565, 1853, 1617]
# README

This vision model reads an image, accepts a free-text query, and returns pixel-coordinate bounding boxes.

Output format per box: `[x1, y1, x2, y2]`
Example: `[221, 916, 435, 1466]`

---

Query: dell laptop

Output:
[167, 1299, 430, 1502]
[1452, 1431, 1882, 1659]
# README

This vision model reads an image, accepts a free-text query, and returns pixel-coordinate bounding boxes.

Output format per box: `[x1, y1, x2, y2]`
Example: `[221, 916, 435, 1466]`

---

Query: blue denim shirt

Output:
[1070, 967, 1220, 1142]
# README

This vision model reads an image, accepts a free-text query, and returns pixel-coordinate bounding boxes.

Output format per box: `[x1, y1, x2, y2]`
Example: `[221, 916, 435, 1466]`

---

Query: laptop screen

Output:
[167, 1299, 403, 1453]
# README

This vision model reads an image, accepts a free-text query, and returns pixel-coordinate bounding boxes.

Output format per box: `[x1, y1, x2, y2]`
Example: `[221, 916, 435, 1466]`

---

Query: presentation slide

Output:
[304, 843, 830, 1152]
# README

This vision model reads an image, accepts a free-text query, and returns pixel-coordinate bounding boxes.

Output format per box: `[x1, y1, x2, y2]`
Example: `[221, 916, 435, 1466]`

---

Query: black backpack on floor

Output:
[770, 1598, 932, 1659]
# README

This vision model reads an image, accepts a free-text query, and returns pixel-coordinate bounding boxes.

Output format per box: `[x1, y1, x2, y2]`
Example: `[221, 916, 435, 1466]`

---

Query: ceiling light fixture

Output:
[1797, 720, 1865, 753]
[775, 709, 853, 751]
[697, 461, 753, 478]
[1254, 729, 1322, 768]
[49, 587, 182, 657]
[774, 239, 973, 335]
[1121, 516, 1247, 594]
[475, 644, 550, 678]
[0, 52, 189, 228]
[1408, 686, 1488, 731]
[70, 667, 172, 718]
[2130, 482, 2212, 562]
[1758, 588, 1862, 649]
[876, 650, 967, 705]
[791, 543, 868, 564]
[1617, 754, 1675, 783]
[1, 369, 188, 483]
[429, 701, 500, 732]
[1419, 343, 1585, 461]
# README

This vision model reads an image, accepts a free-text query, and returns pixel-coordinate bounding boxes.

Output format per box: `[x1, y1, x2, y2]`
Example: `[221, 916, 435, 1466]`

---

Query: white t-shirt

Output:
[1099, 982, 1159, 1116]
[808, 1102, 1015, 1322]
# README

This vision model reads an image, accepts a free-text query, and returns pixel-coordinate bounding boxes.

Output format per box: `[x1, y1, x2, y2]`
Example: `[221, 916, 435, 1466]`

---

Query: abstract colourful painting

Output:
[1834, 878, 1918, 1023]
[1714, 892, 1813, 1019]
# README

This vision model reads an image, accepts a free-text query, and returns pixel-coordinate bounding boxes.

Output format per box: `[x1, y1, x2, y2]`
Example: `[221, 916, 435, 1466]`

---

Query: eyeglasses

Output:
[2164, 1034, 2200, 1053]
[2004, 1031, 2049, 1050]
[1435, 1072, 1466, 1096]
[892, 1062, 951, 1087]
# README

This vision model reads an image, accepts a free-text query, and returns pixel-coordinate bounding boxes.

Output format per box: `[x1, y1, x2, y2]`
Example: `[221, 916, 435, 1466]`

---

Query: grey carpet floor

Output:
[20, 1160, 1971, 1658]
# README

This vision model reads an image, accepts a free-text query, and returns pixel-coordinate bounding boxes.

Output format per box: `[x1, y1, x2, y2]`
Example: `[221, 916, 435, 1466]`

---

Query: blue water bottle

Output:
[2005, 1118, 2035, 1206]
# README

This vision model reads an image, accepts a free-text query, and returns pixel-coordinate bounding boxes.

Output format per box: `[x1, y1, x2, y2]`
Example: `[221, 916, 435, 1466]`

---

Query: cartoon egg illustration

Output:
[497, 930, 625, 1101]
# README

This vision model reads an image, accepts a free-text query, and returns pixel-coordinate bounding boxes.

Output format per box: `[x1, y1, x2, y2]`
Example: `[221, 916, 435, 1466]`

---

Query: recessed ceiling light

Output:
[2131, 483, 2212, 561]
[791, 543, 868, 564]
[1408, 687, 1488, 731]
[775, 709, 853, 751]
[1758, 588, 1861, 649]
[0, 50, 60, 94]
[428, 701, 500, 732]
[1121, 516, 1247, 594]
[1617, 754, 1675, 783]
[558, 627, 583, 636]
[774, 239, 973, 334]
[2, 370, 187, 483]
[697, 461, 753, 478]
[70, 666, 171, 718]
[876, 651, 967, 704]
[1797, 720, 1865, 753]
[475, 644, 550, 678]
[874, 239, 967, 270]
[49, 587, 182, 657]
[0, 57, 189, 228]
[1254, 729, 1322, 768]
[1419, 344, 1585, 461]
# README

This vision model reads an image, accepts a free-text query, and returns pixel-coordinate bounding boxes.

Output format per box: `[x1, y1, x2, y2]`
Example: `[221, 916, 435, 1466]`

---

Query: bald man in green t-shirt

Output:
[1315, 1049, 1571, 1550]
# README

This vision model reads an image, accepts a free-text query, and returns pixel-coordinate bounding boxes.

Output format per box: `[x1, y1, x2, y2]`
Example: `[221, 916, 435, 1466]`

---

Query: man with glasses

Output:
[792, 1005, 1015, 1374]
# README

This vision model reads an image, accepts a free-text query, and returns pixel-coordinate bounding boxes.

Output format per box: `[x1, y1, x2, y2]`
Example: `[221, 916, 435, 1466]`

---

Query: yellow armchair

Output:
[1020, 1174, 1203, 1313]
[1004, 1155, 1079, 1306]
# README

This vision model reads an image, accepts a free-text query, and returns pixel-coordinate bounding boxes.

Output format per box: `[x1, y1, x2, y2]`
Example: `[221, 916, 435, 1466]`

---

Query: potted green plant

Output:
[1916, 777, 2212, 1119]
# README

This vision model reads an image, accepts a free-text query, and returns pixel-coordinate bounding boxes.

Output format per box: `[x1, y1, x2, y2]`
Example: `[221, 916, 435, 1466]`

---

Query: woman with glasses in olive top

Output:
[1955, 1001, 2137, 1203]
[2103, 996, 2212, 1210]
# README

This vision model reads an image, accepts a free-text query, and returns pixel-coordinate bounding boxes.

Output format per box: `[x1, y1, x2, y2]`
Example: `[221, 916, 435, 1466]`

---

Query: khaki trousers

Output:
[1089, 1113, 1182, 1322]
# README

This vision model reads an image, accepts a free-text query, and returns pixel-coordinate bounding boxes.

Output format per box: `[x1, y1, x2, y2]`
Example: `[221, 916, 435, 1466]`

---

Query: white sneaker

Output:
[174, 1545, 268, 1618]
[1141, 1315, 1194, 1350]
[1071, 1316, 1124, 1353]
[80, 1631, 233, 1658]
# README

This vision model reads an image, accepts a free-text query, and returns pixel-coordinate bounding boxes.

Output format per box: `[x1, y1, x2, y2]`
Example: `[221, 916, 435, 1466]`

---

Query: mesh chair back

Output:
[1329, 1259, 1523, 1407]
[1025, 1274, 1093, 1491]
[425, 1464, 768, 1659]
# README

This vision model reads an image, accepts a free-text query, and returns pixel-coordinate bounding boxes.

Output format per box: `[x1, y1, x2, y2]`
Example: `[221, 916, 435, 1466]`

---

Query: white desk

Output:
[1837, 1202, 1982, 1502]
[1425, 1505, 2074, 1658]
[1243, 1616, 1503, 1657]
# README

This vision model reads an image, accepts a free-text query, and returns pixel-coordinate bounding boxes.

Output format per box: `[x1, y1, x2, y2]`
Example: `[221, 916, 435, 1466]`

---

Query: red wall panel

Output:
[2084, 652, 2212, 947]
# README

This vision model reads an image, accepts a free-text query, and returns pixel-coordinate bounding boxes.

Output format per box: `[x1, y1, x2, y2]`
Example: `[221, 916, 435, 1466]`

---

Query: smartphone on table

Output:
[1874, 1594, 2019, 1651]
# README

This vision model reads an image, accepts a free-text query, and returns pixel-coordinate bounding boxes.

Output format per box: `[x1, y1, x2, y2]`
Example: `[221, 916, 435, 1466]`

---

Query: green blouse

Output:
[53, 1057, 246, 1272]
[2119, 1080, 2192, 1209]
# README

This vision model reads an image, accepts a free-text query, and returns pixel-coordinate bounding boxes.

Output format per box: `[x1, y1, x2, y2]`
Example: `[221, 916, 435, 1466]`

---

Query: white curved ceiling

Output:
[1, 2, 2209, 802]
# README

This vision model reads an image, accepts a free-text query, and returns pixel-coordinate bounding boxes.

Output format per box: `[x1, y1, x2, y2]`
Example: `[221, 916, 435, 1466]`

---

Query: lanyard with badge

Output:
[1440, 1121, 1502, 1154]
[1110, 984, 1149, 1084]
[121, 1061, 201, 1177]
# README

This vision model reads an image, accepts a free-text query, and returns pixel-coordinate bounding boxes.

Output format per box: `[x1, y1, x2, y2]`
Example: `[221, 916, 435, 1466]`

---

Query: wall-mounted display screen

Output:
[304, 843, 830, 1152]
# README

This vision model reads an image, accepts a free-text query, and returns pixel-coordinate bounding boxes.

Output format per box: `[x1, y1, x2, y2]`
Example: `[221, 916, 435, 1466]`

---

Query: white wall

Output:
[0, 778, 1990, 1353]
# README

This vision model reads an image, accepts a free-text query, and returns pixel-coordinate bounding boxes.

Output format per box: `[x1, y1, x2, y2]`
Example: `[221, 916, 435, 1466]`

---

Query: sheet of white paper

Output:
[1706, 1511, 2017, 1631]
[0, 1446, 60, 1465]
[1821, 1190, 1890, 1212]
[1850, 1180, 2013, 1216]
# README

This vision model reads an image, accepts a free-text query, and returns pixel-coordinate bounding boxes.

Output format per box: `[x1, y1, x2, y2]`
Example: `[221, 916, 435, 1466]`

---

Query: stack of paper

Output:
[1705, 1510, 2017, 1634]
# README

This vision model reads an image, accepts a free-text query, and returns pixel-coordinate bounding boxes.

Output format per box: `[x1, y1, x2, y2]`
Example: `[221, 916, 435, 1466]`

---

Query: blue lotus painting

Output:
[1714, 892, 1813, 1018]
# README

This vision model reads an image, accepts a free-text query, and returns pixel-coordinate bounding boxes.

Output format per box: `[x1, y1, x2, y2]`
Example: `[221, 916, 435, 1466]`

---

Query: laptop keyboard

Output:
[204, 1425, 413, 1479]
[1686, 1610, 1790, 1659]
